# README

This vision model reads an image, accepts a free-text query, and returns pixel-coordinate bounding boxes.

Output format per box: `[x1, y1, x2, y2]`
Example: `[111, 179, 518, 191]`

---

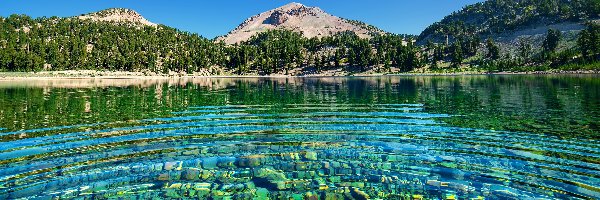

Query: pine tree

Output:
[486, 38, 500, 60]
[578, 23, 600, 61]
[451, 41, 464, 67]
[517, 38, 532, 59]
[543, 29, 562, 53]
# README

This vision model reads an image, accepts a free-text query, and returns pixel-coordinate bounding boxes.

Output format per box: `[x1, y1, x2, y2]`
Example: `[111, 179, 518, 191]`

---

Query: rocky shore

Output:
[0, 69, 598, 80]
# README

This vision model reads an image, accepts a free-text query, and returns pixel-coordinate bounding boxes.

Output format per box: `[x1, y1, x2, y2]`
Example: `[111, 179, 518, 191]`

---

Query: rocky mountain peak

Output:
[78, 8, 157, 27]
[278, 2, 306, 10]
[217, 3, 384, 44]
[264, 2, 325, 25]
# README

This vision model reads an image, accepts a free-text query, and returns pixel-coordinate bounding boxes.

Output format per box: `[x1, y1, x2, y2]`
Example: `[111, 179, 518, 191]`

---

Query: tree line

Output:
[0, 14, 422, 74]
[419, 0, 600, 43]
[0, 14, 225, 73]
[0, 14, 599, 74]
[226, 30, 420, 74]
[418, 21, 600, 72]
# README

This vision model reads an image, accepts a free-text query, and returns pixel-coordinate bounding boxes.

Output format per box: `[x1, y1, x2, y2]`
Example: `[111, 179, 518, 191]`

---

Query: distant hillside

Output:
[78, 8, 158, 27]
[0, 7, 415, 76]
[217, 2, 386, 44]
[0, 3, 598, 76]
[0, 10, 222, 74]
[418, 0, 600, 43]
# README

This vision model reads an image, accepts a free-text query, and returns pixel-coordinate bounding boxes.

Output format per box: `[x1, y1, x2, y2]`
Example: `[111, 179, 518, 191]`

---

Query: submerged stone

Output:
[304, 151, 318, 160]
[255, 188, 269, 199]
[200, 170, 215, 180]
[202, 157, 219, 169]
[351, 188, 370, 200]
[164, 161, 182, 171]
[183, 168, 200, 180]
[193, 183, 212, 191]
[238, 155, 265, 167]
[157, 173, 170, 181]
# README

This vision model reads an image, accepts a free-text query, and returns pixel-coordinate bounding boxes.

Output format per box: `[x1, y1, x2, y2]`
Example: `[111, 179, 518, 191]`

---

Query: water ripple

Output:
[0, 104, 598, 199]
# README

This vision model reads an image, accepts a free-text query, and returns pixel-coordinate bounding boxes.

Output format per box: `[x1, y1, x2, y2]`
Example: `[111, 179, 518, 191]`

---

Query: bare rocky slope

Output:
[217, 2, 385, 44]
[416, 0, 600, 58]
[418, 0, 599, 43]
[77, 8, 158, 27]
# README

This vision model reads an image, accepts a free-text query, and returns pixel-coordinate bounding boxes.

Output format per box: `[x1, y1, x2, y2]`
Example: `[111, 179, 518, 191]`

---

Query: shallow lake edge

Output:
[0, 70, 599, 80]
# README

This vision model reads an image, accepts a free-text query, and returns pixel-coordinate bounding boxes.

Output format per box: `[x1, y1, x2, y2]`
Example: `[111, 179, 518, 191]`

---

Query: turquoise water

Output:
[0, 75, 598, 199]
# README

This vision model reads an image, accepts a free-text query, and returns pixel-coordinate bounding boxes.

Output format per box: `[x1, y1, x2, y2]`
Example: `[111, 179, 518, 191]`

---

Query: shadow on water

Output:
[0, 75, 598, 199]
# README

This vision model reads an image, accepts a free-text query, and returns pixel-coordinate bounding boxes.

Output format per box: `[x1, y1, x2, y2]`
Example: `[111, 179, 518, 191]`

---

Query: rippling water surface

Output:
[0, 75, 598, 199]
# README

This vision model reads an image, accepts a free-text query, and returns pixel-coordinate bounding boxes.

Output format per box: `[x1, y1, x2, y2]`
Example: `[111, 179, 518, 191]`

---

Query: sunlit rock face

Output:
[77, 8, 158, 27]
[217, 2, 385, 44]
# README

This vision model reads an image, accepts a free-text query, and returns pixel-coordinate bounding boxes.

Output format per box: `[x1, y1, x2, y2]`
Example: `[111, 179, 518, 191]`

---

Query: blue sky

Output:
[0, 0, 484, 39]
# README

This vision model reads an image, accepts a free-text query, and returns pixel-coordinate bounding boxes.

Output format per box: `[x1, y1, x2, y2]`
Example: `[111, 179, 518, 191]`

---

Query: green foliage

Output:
[419, 0, 600, 42]
[0, 13, 422, 75]
[1, 10, 598, 75]
[225, 30, 419, 74]
[239, 30, 305, 74]
[416, 0, 600, 73]
[472, 25, 600, 72]
[486, 38, 500, 60]
[518, 38, 533, 59]
[543, 29, 562, 53]
[0, 15, 222, 73]
[450, 41, 464, 67]
[578, 22, 600, 61]
[342, 18, 386, 36]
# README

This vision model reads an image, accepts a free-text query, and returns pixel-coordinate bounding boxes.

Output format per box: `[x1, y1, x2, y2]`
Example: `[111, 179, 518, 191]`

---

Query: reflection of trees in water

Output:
[417, 75, 599, 138]
[0, 75, 597, 138]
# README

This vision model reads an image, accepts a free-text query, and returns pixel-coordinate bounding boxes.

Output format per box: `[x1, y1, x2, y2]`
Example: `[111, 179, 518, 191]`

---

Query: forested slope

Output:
[0, 13, 224, 73]
[1, 2, 599, 75]
[419, 0, 600, 43]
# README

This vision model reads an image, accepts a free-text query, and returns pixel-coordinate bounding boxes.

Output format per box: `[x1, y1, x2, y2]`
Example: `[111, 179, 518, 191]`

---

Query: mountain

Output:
[418, 0, 600, 43]
[0, 9, 220, 74]
[217, 2, 385, 44]
[77, 8, 158, 27]
[1, 3, 598, 75]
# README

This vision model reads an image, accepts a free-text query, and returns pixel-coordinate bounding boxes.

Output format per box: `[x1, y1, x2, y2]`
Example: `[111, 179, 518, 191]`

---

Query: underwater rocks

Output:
[134, 148, 480, 199]
[7, 137, 539, 200]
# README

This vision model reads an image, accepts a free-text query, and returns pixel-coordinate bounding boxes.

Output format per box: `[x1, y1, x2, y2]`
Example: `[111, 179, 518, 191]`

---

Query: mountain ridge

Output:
[217, 2, 386, 44]
[418, 0, 600, 43]
[77, 8, 158, 27]
[0, 1, 599, 76]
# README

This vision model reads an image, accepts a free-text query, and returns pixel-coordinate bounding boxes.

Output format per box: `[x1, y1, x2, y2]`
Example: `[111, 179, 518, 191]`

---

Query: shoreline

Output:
[0, 70, 598, 80]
